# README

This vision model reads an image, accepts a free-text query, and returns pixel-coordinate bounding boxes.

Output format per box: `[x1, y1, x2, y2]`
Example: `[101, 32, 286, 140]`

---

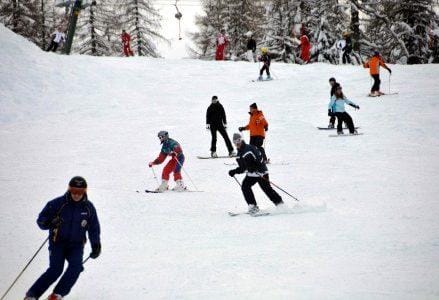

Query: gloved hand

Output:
[90, 243, 101, 259]
[264, 125, 268, 131]
[228, 169, 237, 177]
[148, 162, 154, 167]
[388, 68, 392, 74]
[50, 216, 61, 228]
[206, 124, 210, 130]
[328, 109, 333, 116]
[238, 127, 245, 132]
[223, 124, 227, 129]
[355, 105, 360, 110]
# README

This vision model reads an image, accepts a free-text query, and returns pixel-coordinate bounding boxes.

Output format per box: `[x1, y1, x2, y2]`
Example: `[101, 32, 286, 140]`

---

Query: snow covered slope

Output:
[1, 24, 439, 299]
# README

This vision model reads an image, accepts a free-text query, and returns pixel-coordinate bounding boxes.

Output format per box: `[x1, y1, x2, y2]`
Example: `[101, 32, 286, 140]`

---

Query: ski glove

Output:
[228, 169, 237, 177]
[90, 243, 101, 259]
[328, 109, 333, 116]
[223, 124, 227, 129]
[206, 124, 210, 130]
[238, 127, 245, 132]
[264, 125, 268, 131]
[148, 162, 154, 167]
[48, 216, 61, 228]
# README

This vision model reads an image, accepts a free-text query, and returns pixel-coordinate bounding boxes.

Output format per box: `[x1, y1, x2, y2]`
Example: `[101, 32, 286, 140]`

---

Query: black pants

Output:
[249, 136, 267, 162]
[46, 40, 59, 52]
[210, 125, 233, 153]
[260, 65, 270, 76]
[241, 174, 283, 206]
[371, 74, 380, 92]
[334, 112, 355, 133]
[342, 50, 351, 64]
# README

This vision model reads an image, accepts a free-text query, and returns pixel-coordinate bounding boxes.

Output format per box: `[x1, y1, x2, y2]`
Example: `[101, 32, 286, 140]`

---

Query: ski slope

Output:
[1, 25, 439, 299]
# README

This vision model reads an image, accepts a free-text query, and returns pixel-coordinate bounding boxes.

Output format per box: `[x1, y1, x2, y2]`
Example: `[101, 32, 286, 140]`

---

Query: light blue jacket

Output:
[328, 95, 357, 113]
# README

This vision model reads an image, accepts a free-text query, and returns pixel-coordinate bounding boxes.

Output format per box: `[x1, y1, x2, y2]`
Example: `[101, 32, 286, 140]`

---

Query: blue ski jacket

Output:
[328, 95, 358, 113]
[37, 192, 101, 247]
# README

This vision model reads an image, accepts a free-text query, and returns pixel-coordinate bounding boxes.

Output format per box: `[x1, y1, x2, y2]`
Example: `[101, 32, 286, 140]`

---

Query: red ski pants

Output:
[215, 45, 225, 60]
[123, 44, 133, 56]
[162, 157, 183, 181]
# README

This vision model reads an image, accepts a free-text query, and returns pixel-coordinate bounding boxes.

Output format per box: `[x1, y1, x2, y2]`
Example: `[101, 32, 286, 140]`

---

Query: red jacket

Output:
[300, 35, 311, 62]
[122, 32, 131, 45]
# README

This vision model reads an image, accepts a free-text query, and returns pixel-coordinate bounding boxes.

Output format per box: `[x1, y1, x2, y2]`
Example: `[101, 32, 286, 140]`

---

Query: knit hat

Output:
[232, 133, 243, 144]
[329, 77, 336, 82]
[212, 95, 218, 103]
[69, 176, 87, 188]
[250, 103, 257, 109]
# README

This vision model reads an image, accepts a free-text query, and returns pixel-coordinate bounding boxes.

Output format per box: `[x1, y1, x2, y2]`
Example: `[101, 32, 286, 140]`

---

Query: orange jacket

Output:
[363, 56, 388, 75]
[243, 110, 268, 137]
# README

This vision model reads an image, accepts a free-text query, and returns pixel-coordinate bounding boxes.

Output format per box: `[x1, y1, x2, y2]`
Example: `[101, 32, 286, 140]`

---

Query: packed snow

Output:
[1, 24, 439, 299]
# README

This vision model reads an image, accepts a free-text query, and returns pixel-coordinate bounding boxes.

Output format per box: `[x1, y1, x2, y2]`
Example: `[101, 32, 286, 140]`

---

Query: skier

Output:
[24, 176, 101, 300]
[215, 29, 229, 61]
[238, 102, 269, 163]
[258, 47, 271, 80]
[246, 31, 256, 62]
[328, 85, 360, 135]
[148, 131, 186, 192]
[46, 28, 66, 52]
[206, 95, 235, 158]
[363, 50, 392, 96]
[121, 29, 134, 57]
[342, 32, 352, 64]
[328, 77, 340, 128]
[228, 133, 284, 215]
[300, 27, 311, 63]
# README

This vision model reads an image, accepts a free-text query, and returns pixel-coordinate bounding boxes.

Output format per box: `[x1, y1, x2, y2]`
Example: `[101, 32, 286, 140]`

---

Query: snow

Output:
[1, 24, 439, 299]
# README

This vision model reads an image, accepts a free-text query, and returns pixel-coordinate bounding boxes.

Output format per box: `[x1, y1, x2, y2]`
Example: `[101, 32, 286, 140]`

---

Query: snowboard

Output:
[368, 92, 398, 97]
[197, 155, 236, 159]
[224, 162, 289, 166]
[228, 211, 270, 217]
[329, 133, 364, 137]
[317, 126, 359, 130]
[251, 77, 273, 82]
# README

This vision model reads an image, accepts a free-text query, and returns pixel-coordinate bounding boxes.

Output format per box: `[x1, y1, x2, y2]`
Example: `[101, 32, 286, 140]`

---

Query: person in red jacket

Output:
[215, 29, 228, 60]
[363, 50, 392, 96]
[121, 29, 134, 57]
[300, 27, 311, 63]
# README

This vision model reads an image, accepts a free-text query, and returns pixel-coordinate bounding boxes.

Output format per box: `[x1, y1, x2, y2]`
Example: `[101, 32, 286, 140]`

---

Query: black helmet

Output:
[157, 130, 169, 141]
[69, 176, 87, 188]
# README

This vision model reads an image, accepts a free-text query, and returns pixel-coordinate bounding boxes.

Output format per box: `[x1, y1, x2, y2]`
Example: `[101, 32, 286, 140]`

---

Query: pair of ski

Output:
[139, 189, 202, 193]
[228, 211, 270, 217]
[197, 155, 236, 159]
[368, 92, 398, 97]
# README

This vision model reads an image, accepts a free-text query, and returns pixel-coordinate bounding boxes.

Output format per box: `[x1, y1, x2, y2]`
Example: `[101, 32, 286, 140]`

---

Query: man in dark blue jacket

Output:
[25, 176, 101, 300]
[228, 133, 283, 215]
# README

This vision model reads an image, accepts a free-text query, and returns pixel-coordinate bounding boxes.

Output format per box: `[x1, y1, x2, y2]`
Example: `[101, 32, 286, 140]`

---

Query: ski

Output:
[139, 189, 203, 193]
[251, 78, 273, 82]
[228, 211, 270, 217]
[197, 155, 236, 159]
[317, 126, 359, 130]
[329, 133, 364, 137]
[224, 162, 289, 166]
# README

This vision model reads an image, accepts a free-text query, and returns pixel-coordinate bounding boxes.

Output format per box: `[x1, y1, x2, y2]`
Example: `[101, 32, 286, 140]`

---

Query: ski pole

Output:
[150, 166, 160, 185]
[173, 156, 199, 191]
[83, 255, 91, 264]
[258, 174, 300, 201]
[232, 175, 241, 187]
[1, 237, 49, 300]
[388, 73, 391, 94]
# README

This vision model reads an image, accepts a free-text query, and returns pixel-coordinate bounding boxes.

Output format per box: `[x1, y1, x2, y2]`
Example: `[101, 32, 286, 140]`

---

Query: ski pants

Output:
[123, 44, 133, 56]
[241, 174, 283, 206]
[162, 154, 184, 181]
[334, 112, 355, 133]
[215, 45, 225, 60]
[342, 50, 351, 64]
[249, 136, 267, 162]
[46, 41, 59, 52]
[210, 125, 233, 153]
[259, 64, 270, 76]
[371, 74, 381, 92]
[26, 243, 84, 298]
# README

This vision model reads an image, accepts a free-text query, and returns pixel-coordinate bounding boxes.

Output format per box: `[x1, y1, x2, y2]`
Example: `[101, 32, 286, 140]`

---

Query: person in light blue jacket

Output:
[328, 85, 360, 134]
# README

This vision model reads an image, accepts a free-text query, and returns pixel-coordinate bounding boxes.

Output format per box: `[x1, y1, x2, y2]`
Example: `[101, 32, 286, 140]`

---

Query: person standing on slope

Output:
[300, 27, 311, 64]
[328, 85, 360, 135]
[148, 131, 186, 192]
[328, 77, 342, 128]
[24, 176, 101, 300]
[238, 103, 269, 163]
[206, 96, 235, 158]
[258, 47, 271, 80]
[246, 31, 256, 62]
[363, 50, 392, 96]
[46, 28, 66, 52]
[215, 29, 229, 61]
[121, 29, 134, 57]
[228, 133, 284, 215]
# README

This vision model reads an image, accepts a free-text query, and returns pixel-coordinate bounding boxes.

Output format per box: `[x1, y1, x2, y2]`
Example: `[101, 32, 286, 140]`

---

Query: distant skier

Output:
[246, 31, 256, 62]
[342, 32, 352, 64]
[228, 133, 284, 215]
[328, 85, 360, 135]
[24, 176, 101, 300]
[327, 77, 340, 128]
[300, 27, 311, 63]
[258, 47, 271, 80]
[363, 50, 392, 96]
[238, 102, 269, 163]
[121, 29, 134, 57]
[215, 29, 229, 60]
[46, 28, 66, 52]
[148, 131, 186, 192]
[206, 95, 235, 158]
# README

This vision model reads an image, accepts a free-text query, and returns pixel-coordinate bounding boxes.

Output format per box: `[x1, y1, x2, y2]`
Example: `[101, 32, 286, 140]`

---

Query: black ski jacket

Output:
[206, 102, 227, 127]
[233, 142, 268, 177]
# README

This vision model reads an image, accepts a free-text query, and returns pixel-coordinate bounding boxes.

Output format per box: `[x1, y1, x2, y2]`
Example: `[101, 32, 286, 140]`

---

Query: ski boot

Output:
[257, 75, 263, 81]
[228, 150, 236, 157]
[155, 180, 168, 192]
[248, 204, 260, 215]
[337, 130, 344, 135]
[328, 123, 334, 129]
[47, 293, 63, 300]
[24, 297, 36, 300]
[266, 75, 272, 80]
[275, 201, 288, 213]
[211, 151, 218, 158]
[352, 130, 358, 135]
[172, 179, 186, 192]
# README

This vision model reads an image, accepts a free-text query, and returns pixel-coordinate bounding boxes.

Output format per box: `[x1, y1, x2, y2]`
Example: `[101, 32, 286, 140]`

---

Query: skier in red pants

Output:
[121, 29, 134, 57]
[215, 29, 228, 60]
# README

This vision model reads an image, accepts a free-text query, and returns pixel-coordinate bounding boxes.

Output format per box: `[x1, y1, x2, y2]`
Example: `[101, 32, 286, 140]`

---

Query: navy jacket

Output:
[234, 141, 268, 177]
[37, 192, 100, 247]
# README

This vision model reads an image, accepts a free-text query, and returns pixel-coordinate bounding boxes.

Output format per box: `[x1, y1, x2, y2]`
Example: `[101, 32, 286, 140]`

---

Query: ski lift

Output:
[174, 0, 183, 40]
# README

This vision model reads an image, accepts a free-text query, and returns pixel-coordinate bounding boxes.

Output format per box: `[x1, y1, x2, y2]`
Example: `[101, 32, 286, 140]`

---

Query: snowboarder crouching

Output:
[328, 85, 359, 135]
[149, 131, 186, 192]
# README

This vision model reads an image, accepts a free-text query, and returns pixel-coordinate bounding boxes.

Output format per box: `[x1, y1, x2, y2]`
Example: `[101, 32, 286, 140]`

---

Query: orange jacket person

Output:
[238, 103, 269, 162]
[363, 50, 392, 96]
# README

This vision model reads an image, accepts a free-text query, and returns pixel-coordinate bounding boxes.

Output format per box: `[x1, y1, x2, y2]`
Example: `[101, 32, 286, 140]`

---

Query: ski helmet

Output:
[69, 176, 87, 188]
[157, 130, 169, 141]
[261, 47, 268, 54]
[232, 133, 243, 145]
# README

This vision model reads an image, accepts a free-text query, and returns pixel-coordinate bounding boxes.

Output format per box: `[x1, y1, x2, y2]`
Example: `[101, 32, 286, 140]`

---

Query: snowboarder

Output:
[24, 176, 101, 300]
[328, 85, 360, 135]
[258, 47, 271, 80]
[148, 131, 186, 192]
[363, 50, 392, 96]
[300, 27, 311, 63]
[206, 96, 235, 157]
[328, 77, 341, 128]
[238, 103, 269, 163]
[215, 29, 228, 60]
[228, 133, 284, 215]
[246, 31, 256, 62]
[46, 28, 66, 52]
[342, 32, 352, 64]
[121, 29, 134, 57]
